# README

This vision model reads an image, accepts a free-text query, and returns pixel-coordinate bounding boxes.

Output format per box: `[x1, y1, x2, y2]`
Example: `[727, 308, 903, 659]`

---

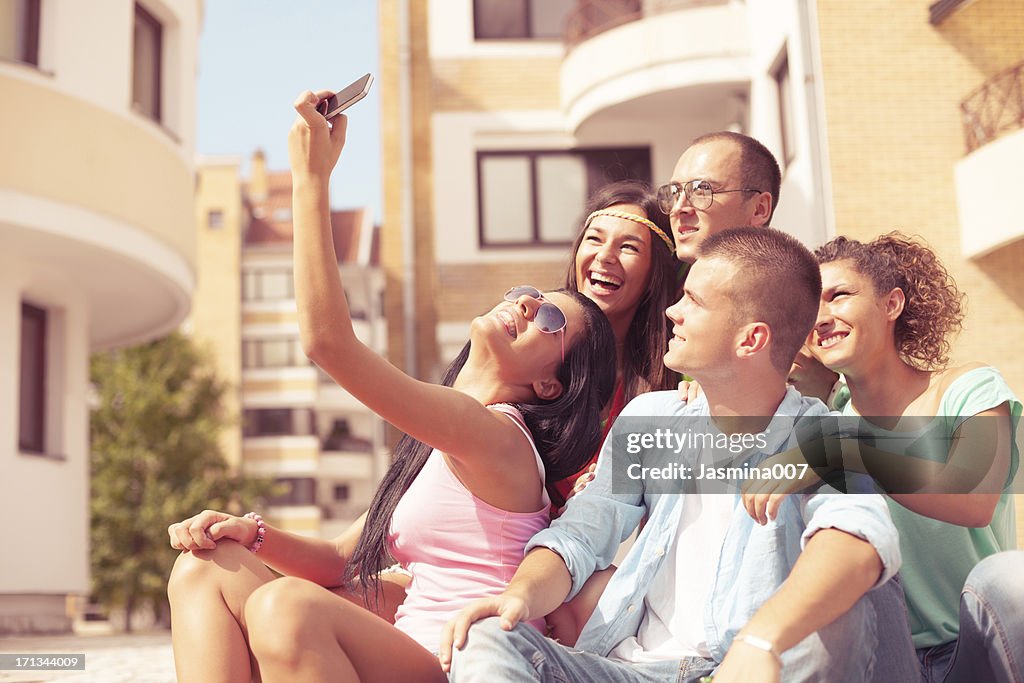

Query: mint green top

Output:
[843, 366, 1019, 648]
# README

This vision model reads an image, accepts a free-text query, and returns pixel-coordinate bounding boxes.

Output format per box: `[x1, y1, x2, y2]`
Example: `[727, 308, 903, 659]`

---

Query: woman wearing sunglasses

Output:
[164, 92, 615, 683]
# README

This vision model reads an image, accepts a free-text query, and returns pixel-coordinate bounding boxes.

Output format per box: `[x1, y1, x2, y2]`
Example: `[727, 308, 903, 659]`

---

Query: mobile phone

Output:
[316, 74, 373, 120]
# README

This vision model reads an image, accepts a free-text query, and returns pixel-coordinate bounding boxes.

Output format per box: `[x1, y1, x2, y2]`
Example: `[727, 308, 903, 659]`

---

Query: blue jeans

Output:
[916, 551, 1024, 683]
[452, 581, 911, 683]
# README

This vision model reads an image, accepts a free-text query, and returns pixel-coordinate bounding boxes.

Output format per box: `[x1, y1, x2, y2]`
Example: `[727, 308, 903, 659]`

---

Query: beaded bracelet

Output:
[243, 512, 266, 553]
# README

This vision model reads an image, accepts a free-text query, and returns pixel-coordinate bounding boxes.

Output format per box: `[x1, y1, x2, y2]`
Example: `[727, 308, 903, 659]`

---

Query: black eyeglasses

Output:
[504, 285, 567, 361]
[656, 180, 762, 214]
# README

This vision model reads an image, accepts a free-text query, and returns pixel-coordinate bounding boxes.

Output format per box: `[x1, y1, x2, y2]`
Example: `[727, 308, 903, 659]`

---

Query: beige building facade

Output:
[0, 0, 203, 633]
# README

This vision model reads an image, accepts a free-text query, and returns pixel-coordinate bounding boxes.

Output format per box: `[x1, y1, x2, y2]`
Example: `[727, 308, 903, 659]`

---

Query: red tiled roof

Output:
[244, 169, 369, 264]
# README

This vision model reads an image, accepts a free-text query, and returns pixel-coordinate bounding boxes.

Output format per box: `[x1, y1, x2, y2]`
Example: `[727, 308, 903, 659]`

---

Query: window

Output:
[268, 477, 317, 506]
[477, 147, 651, 247]
[207, 209, 224, 229]
[242, 268, 294, 301]
[0, 0, 40, 65]
[473, 0, 574, 40]
[773, 49, 796, 168]
[242, 337, 307, 368]
[132, 3, 162, 122]
[243, 408, 314, 437]
[333, 484, 350, 502]
[19, 302, 46, 453]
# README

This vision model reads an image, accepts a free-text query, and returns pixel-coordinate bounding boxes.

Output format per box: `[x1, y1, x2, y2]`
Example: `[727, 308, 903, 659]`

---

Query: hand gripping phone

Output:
[316, 73, 374, 120]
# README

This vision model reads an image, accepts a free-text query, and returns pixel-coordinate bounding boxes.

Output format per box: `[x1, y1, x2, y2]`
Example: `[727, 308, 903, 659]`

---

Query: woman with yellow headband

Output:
[547, 180, 678, 510]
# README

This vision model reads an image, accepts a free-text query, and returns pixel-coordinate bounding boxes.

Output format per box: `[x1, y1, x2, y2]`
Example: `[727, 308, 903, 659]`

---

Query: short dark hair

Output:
[698, 227, 820, 372]
[565, 180, 677, 400]
[815, 233, 964, 370]
[691, 131, 782, 223]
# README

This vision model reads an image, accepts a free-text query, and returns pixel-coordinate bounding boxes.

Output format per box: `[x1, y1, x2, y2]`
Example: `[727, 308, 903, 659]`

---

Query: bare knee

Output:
[167, 540, 249, 602]
[246, 577, 322, 668]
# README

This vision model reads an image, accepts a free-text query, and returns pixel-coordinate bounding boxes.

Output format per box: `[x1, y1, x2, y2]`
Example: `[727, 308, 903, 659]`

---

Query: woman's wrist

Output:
[243, 512, 266, 553]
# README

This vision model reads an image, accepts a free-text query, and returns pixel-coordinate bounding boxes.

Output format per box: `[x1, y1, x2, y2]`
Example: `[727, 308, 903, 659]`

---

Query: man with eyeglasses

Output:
[659, 132, 842, 405]
[655, 131, 779, 265]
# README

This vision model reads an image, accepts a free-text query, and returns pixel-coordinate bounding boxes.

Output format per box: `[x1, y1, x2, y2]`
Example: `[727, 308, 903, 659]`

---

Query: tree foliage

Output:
[89, 332, 271, 631]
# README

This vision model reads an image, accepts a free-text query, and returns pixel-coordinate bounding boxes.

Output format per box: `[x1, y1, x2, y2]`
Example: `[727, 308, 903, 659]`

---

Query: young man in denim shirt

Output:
[441, 228, 915, 682]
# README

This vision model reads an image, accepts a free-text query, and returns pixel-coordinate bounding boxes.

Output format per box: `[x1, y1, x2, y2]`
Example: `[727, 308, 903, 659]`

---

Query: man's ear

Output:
[884, 287, 906, 322]
[750, 192, 773, 228]
[737, 321, 771, 359]
[532, 376, 564, 402]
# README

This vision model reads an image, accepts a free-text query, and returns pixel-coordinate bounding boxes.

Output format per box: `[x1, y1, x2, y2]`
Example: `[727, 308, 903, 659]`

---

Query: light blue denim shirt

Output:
[527, 387, 901, 662]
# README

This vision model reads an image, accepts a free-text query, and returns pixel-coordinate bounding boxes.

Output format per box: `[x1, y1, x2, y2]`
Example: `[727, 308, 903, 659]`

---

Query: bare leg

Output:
[544, 566, 616, 646]
[167, 541, 276, 683]
[245, 576, 447, 683]
[333, 570, 410, 624]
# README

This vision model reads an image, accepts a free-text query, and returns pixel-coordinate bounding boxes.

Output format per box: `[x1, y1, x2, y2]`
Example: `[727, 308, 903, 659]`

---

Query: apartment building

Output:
[379, 0, 832, 380]
[193, 152, 388, 540]
[0, 0, 202, 633]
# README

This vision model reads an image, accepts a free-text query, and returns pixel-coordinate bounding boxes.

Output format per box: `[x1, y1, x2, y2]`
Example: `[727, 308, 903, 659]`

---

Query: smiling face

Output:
[663, 256, 743, 379]
[666, 140, 769, 263]
[471, 290, 585, 393]
[573, 204, 654, 336]
[811, 260, 900, 376]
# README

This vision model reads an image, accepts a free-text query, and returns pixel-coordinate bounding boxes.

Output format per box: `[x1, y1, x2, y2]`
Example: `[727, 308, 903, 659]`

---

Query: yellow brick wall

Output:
[437, 261, 568, 322]
[816, 0, 1024, 547]
[432, 57, 562, 111]
[192, 165, 243, 470]
[379, 0, 441, 387]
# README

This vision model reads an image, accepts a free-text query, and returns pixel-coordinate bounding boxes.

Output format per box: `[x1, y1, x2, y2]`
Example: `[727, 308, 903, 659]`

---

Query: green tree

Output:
[89, 332, 272, 632]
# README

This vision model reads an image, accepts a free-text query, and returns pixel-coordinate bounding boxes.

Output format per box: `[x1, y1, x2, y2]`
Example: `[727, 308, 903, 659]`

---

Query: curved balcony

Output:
[560, 0, 749, 133]
[955, 61, 1024, 258]
[0, 69, 195, 350]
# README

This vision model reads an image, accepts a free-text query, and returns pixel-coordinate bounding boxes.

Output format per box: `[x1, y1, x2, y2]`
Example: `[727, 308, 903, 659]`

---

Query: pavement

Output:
[0, 631, 175, 683]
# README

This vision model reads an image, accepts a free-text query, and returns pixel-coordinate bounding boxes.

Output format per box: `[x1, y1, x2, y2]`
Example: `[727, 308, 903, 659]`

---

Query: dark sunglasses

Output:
[503, 285, 568, 362]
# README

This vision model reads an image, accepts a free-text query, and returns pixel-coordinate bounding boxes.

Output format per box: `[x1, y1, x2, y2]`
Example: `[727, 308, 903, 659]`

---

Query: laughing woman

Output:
[548, 180, 678, 509]
[165, 92, 615, 683]
[811, 233, 1024, 683]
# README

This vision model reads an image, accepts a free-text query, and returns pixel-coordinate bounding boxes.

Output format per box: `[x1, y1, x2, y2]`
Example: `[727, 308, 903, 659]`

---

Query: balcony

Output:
[560, 0, 748, 133]
[954, 61, 1024, 258]
[0, 70, 195, 349]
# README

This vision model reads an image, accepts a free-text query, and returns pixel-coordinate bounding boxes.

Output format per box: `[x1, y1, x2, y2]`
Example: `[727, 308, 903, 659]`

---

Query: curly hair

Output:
[814, 232, 964, 370]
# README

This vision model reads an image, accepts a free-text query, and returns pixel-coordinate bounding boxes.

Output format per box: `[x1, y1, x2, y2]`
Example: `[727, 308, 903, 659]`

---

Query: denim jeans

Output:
[451, 582, 907, 683]
[917, 551, 1024, 683]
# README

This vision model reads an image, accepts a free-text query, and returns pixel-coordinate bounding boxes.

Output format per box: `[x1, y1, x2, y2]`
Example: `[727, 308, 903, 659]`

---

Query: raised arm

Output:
[287, 92, 534, 480]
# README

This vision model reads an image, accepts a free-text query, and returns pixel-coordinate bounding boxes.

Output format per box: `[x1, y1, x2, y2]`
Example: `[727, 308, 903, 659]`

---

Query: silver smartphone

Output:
[316, 73, 373, 120]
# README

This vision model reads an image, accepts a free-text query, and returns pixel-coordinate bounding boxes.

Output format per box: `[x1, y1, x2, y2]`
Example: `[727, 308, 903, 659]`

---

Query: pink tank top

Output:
[387, 404, 551, 652]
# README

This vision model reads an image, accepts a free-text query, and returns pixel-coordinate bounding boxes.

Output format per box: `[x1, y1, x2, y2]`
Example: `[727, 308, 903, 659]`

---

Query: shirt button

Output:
[655, 548, 665, 557]
[627, 604, 636, 613]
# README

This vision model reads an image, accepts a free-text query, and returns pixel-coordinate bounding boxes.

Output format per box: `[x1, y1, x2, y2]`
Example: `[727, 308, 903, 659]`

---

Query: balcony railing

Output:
[961, 61, 1024, 154]
[564, 0, 728, 49]
[565, 0, 640, 48]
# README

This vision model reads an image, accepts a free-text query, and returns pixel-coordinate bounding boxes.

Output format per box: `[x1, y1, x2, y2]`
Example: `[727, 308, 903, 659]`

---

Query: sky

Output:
[197, 1, 381, 220]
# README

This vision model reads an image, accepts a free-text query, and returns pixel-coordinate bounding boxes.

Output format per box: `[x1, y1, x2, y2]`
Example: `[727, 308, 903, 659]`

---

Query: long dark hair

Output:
[565, 180, 677, 402]
[344, 290, 615, 600]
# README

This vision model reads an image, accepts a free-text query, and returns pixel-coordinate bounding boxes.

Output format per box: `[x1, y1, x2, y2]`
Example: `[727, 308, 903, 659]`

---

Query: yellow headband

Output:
[584, 209, 675, 254]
